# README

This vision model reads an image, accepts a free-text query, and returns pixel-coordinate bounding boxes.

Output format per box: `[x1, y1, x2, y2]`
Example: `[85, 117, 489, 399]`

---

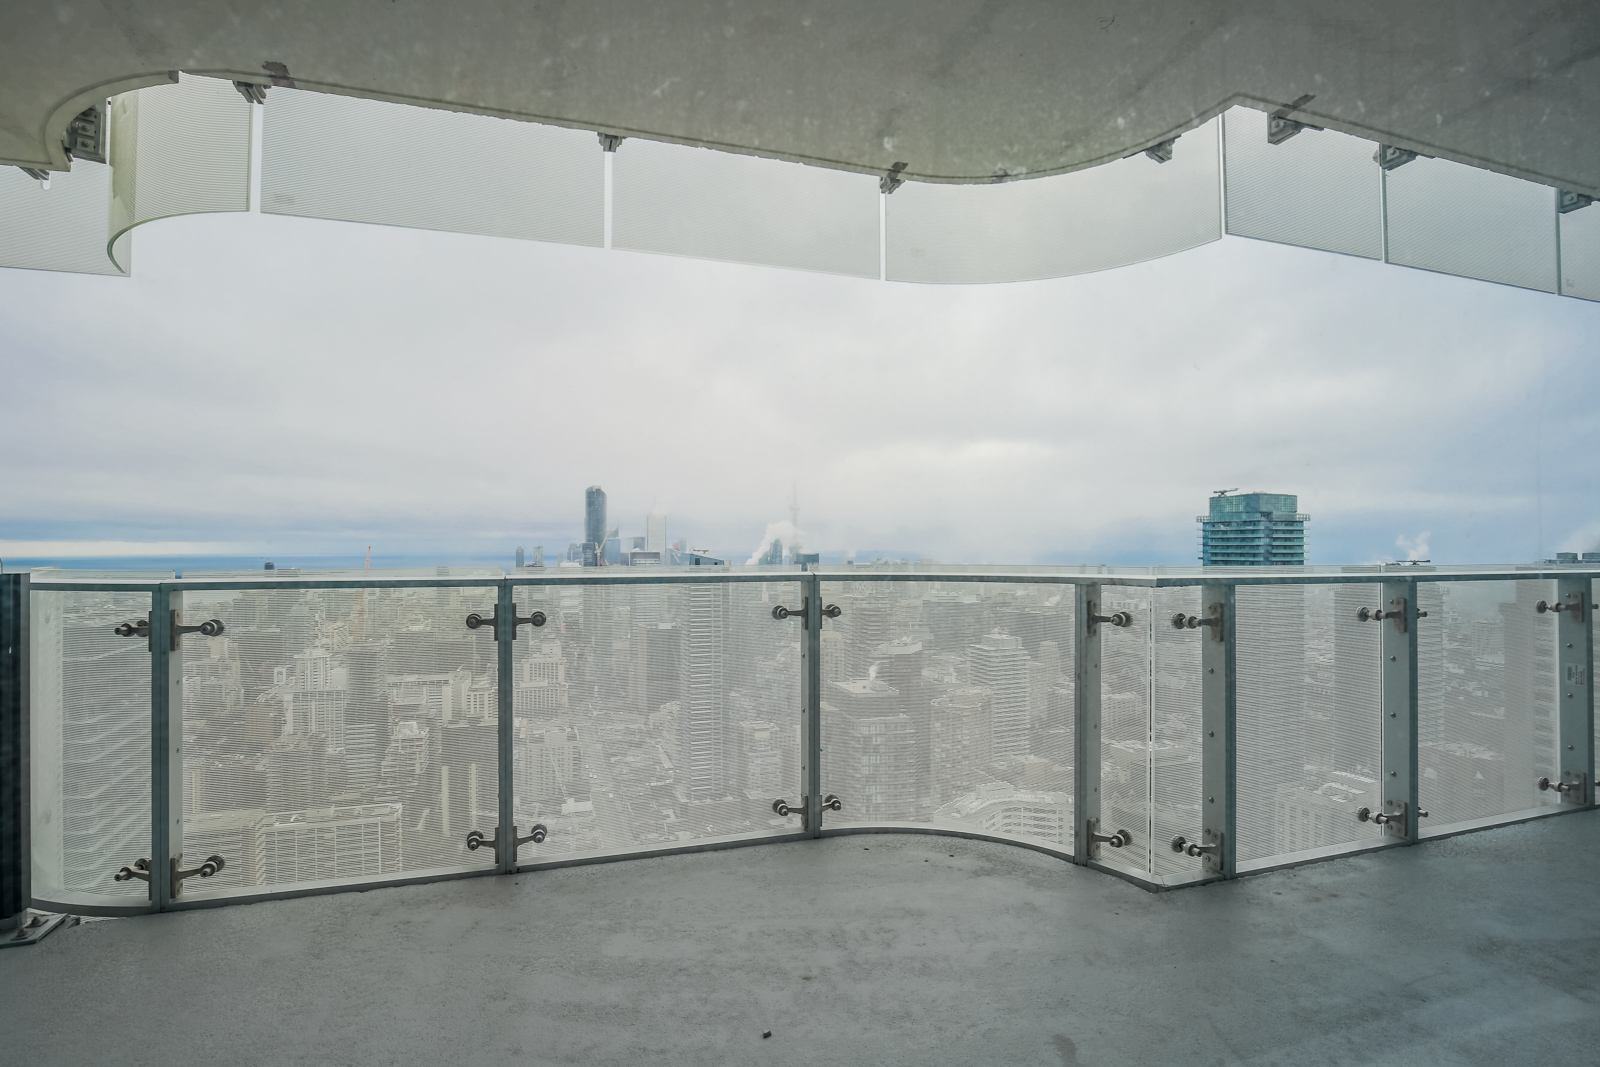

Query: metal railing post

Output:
[1199, 581, 1236, 877]
[150, 586, 180, 909]
[802, 572, 823, 838]
[1379, 577, 1420, 844]
[496, 581, 516, 872]
[1, 574, 30, 933]
[1553, 576, 1595, 808]
[1074, 583, 1102, 865]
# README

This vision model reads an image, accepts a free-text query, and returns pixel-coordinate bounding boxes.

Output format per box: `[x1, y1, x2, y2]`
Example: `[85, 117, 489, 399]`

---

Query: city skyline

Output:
[3, 199, 1598, 570]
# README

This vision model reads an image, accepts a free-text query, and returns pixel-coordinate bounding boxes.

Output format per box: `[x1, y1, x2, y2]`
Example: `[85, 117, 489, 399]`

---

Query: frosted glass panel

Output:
[510, 580, 802, 860]
[1151, 587, 1205, 883]
[1384, 156, 1557, 292]
[1558, 202, 1600, 302]
[1235, 585, 1383, 869]
[1098, 586, 1152, 878]
[0, 162, 125, 276]
[613, 140, 879, 278]
[108, 75, 251, 271]
[817, 580, 1076, 855]
[262, 91, 602, 247]
[30, 590, 152, 905]
[1223, 108, 1381, 259]
[174, 585, 502, 899]
[887, 118, 1220, 283]
[1418, 581, 1562, 833]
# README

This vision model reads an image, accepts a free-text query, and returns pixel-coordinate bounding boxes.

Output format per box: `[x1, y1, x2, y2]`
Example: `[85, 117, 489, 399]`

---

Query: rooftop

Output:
[5, 816, 1597, 1066]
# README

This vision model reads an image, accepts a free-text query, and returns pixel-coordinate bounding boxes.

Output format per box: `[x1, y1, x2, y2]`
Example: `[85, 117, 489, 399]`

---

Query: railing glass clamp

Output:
[1539, 773, 1587, 804]
[1535, 594, 1586, 623]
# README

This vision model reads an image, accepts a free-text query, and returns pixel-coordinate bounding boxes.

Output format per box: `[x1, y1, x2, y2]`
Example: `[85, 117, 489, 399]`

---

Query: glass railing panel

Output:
[509, 578, 803, 861]
[612, 139, 880, 278]
[1384, 155, 1558, 293]
[175, 584, 500, 899]
[886, 117, 1221, 284]
[261, 89, 604, 248]
[0, 161, 125, 276]
[1222, 106, 1382, 260]
[1152, 587, 1205, 884]
[1235, 583, 1384, 869]
[108, 75, 253, 272]
[1559, 201, 1600, 302]
[818, 579, 1076, 855]
[29, 589, 153, 905]
[1098, 584, 1152, 878]
[1418, 580, 1562, 833]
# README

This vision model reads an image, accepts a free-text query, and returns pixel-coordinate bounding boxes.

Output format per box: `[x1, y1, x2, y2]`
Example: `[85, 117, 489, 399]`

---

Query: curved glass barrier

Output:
[509, 579, 802, 864]
[613, 138, 880, 277]
[816, 578, 1078, 857]
[16, 568, 1597, 909]
[107, 75, 252, 272]
[885, 117, 1221, 283]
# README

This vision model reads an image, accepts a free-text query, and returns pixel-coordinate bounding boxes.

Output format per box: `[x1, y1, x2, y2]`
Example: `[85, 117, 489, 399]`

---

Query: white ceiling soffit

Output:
[3, 1, 1597, 197]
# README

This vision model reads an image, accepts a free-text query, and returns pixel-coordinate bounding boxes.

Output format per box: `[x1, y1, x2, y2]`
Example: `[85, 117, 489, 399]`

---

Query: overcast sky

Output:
[2, 192, 1597, 567]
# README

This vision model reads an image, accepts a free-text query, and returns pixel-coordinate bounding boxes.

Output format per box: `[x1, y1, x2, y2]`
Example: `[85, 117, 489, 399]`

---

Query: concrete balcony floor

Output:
[5, 814, 1598, 1067]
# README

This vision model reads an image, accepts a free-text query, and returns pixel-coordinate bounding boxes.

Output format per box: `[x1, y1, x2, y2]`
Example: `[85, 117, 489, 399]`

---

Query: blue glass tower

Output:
[1199, 492, 1307, 566]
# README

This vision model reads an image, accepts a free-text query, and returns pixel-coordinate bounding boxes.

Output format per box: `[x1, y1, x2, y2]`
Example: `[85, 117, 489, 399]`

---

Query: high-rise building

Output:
[970, 632, 1029, 759]
[1199, 491, 1307, 566]
[646, 512, 667, 554]
[679, 582, 727, 800]
[585, 485, 607, 550]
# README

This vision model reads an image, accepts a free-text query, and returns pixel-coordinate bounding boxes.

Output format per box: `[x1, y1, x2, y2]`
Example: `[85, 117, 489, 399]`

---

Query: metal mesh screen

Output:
[0, 162, 125, 276]
[261, 90, 603, 247]
[508, 579, 802, 861]
[612, 139, 880, 277]
[1151, 587, 1205, 883]
[1097, 586, 1151, 878]
[108, 76, 252, 271]
[1384, 156, 1557, 292]
[29, 590, 152, 904]
[174, 585, 499, 899]
[886, 117, 1221, 284]
[1559, 202, 1600, 302]
[1235, 584, 1384, 868]
[816, 579, 1076, 854]
[1418, 580, 1562, 832]
[1222, 107, 1382, 260]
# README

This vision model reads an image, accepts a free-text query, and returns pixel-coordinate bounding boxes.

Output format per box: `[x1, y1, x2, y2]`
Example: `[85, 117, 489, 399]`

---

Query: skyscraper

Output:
[646, 512, 667, 555]
[584, 485, 607, 565]
[1199, 491, 1307, 566]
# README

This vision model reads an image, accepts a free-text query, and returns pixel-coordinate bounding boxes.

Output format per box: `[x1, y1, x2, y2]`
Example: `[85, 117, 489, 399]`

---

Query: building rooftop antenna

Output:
[1213, 488, 1239, 497]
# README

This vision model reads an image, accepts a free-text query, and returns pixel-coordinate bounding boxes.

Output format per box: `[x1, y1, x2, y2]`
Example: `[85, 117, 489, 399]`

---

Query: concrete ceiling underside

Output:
[4, 1, 1598, 196]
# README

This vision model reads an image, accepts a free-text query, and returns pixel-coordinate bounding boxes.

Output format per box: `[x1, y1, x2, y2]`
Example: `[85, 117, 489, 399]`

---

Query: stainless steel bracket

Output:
[1356, 800, 1426, 837]
[466, 824, 548, 865]
[1539, 771, 1589, 805]
[465, 610, 546, 638]
[1170, 602, 1225, 642]
[1357, 597, 1423, 633]
[1537, 593, 1586, 623]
